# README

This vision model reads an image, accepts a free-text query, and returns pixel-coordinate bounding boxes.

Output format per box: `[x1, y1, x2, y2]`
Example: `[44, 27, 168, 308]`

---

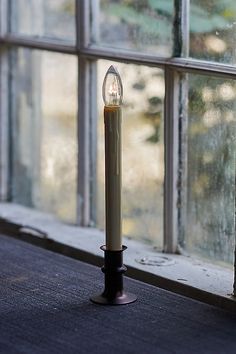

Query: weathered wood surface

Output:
[0, 234, 236, 354]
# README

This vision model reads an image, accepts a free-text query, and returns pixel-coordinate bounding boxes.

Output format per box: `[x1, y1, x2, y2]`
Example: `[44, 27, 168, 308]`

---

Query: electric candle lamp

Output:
[103, 66, 123, 251]
[90, 66, 137, 305]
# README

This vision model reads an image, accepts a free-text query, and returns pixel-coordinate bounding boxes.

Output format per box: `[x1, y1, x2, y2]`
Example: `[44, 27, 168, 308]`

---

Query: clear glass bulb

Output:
[102, 65, 123, 106]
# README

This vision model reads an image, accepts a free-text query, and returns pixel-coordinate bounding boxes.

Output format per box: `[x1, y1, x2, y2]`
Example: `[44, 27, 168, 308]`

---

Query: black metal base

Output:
[90, 245, 137, 305]
[91, 292, 137, 305]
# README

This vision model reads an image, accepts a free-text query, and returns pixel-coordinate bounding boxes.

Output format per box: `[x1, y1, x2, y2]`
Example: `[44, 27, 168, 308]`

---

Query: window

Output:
[0, 1, 236, 283]
[10, 48, 77, 223]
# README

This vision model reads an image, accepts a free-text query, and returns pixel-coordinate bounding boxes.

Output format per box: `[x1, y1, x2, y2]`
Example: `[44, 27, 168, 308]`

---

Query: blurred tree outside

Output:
[187, 75, 236, 264]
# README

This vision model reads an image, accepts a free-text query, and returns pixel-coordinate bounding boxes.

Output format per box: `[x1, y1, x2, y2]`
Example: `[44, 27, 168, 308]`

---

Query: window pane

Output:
[182, 74, 236, 264]
[92, 0, 174, 57]
[97, 61, 164, 248]
[10, 49, 77, 223]
[190, 0, 236, 64]
[10, 0, 76, 43]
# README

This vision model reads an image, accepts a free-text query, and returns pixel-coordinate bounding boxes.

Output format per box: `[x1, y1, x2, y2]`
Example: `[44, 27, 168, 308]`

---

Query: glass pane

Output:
[10, 49, 77, 223]
[190, 0, 236, 64]
[97, 61, 164, 248]
[182, 74, 236, 264]
[10, 0, 76, 43]
[92, 0, 174, 57]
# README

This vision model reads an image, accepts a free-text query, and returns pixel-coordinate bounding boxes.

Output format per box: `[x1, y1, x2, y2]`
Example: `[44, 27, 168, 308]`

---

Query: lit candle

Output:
[102, 65, 123, 251]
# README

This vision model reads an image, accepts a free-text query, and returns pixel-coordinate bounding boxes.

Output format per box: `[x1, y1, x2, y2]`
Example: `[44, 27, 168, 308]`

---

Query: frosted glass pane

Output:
[182, 74, 236, 264]
[97, 61, 164, 248]
[92, 0, 174, 57]
[10, 0, 75, 43]
[10, 49, 77, 223]
[190, 0, 236, 64]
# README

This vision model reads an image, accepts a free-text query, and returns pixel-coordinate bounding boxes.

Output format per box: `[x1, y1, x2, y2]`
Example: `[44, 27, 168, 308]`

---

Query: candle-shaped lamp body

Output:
[103, 66, 123, 251]
[104, 106, 122, 250]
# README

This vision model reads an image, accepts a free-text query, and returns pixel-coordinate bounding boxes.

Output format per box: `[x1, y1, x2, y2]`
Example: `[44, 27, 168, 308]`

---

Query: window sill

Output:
[0, 202, 235, 311]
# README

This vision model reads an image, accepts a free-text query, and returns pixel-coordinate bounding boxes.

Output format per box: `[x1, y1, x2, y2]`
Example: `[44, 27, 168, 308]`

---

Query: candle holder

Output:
[90, 245, 137, 305]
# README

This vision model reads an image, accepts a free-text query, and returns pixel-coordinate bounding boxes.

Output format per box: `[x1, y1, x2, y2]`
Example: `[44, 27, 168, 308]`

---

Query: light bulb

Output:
[102, 65, 123, 106]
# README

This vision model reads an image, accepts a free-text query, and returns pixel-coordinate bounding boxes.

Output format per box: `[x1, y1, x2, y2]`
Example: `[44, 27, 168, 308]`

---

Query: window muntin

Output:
[10, 48, 77, 223]
[10, 0, 76, 43]
[181, 73, 236, 265]
[96, 60, 164, 248]
[92, 0, 174, 57]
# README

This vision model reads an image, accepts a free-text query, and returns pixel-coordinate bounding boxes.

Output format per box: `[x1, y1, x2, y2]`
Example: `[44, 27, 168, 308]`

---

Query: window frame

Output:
[0, 0, 236, 291]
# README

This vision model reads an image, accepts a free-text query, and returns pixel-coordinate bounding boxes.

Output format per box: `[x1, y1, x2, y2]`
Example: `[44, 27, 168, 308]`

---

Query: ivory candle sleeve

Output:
[104, 105, 122, 251]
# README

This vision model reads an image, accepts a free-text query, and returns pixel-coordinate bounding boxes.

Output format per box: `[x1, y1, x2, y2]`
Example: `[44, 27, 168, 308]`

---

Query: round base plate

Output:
[90, 292, 137, 305]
